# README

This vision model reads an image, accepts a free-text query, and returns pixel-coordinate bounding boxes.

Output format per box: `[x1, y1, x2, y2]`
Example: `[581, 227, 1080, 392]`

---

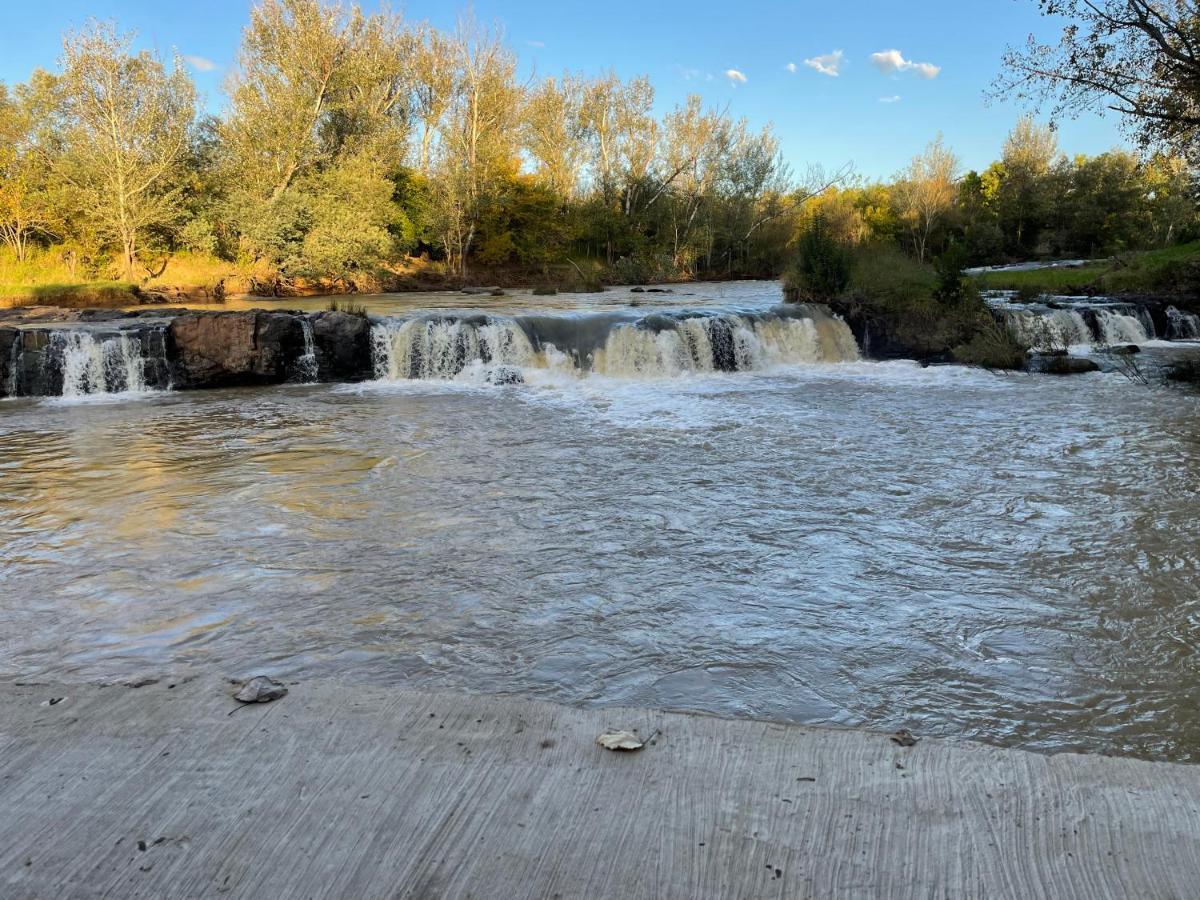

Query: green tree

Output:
[0, 83, 58, 261]
[53, 22, 196, 279]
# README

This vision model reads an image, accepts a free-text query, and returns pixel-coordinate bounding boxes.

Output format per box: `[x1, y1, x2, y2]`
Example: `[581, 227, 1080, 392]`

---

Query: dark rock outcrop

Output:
[168, 312, 307, 389]
[0, 327, 18, 397]
[1027, 354, 1101, 375]
[310, 311, 374, 382]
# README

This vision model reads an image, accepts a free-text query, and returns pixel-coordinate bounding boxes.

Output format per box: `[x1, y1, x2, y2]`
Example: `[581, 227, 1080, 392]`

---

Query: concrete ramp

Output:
[2, 678, 1199, 898]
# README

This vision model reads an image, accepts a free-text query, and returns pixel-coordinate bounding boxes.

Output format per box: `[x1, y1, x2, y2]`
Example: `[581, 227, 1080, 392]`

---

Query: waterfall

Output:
[297, 319, 319, 382]
[6, 332, 20, 397]
[55, 331, 149, 398]
[370, 306, 859, 382]
[372, 316, 537, 380]
[1167, 306, 1200, 340]
[1094, 309, 1151, 345]
[1004, 309, 1093, 349]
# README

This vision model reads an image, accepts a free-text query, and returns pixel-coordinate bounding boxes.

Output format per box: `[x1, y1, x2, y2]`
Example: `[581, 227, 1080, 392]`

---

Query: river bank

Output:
[3, 677, 1199, 899]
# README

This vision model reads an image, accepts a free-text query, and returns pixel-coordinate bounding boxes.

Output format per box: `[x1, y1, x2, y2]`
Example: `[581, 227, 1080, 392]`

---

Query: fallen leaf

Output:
[596, 730, 644, 752]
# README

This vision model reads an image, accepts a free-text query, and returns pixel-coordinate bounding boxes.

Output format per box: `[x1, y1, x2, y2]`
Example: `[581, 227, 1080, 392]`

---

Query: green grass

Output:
[972, 242, 1200, 295]
[0, 281, 138, 308]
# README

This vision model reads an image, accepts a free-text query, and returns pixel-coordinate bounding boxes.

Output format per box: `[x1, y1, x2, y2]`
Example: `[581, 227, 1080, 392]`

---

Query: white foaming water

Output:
[370, 309, 859, 383]
[57, 332, 148, 398]
[372, 317, 536, 380]
[297, 319, 318, 382]
[1005, 309, 1094, 348]
[1167, 306, 1200, 340]
[1095, 310, 1151, 345]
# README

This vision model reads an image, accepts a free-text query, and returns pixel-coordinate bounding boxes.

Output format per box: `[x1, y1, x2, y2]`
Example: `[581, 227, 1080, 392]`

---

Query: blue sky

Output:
[0, 0, 1127, 180]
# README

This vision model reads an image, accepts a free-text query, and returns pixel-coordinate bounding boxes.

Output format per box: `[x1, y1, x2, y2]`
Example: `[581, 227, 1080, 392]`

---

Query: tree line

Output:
[800, 119, 1196, 266]
[0, 0, 1197, 293]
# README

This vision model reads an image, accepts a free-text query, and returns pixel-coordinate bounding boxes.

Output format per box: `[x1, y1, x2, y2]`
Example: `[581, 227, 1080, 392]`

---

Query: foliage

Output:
[996, 1, 1200, 161]
[952, 319, 1028, 370]
[0, 3, 1196, 299]
[783, 215, 853, 301]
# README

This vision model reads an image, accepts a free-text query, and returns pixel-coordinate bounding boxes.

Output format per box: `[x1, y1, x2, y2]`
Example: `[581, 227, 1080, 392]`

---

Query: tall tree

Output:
[0, 83, 58, 262]
[997, 1, 1200, 159]
[894, 136, 959, 262]
[54, 22, 196, 280]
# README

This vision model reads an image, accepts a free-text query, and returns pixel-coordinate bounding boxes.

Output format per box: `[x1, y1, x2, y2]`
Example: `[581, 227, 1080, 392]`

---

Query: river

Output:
[3, 280, 1200, 762]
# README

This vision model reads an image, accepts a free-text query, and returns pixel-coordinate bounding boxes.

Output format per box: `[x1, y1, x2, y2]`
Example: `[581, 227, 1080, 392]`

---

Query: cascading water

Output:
[370, 305, 859, 382]
[54, 331, 149, 398]
[372, 316, 537, 380]
[1094, 309, 1152, 345]
[297, 319, 319, 382]
[1003, 308, 1094, 349]
[1167, 306, 1200, 340]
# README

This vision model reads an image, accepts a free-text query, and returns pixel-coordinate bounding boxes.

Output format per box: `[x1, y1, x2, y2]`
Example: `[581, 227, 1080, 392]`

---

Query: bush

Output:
[784, 215, 853, 302]
[952, 319, 1027, 369]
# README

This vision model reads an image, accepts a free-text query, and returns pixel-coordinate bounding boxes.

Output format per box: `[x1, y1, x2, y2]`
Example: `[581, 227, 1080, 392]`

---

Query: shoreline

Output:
[3, 677, 1200, 898]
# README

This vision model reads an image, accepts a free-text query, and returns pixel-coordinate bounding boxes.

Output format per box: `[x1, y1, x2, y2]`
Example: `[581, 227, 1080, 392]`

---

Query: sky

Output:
[0, 0, 1128, 180]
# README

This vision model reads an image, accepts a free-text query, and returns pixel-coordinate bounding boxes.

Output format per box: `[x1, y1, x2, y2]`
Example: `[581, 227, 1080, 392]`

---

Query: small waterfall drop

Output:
[6, 332, 20, 397]
[370, 306, 858, 383]
[297, 319, 319, 382]
[1094, 309, 1151, 345]
[55, 331, 149, 398]
[1004, 308, 1093, 349]
[372, 317, 537, 380]
[1167, 306, 1200, 340]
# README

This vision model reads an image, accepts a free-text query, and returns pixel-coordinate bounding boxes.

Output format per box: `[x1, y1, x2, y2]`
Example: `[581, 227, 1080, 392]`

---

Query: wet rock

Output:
[0, 327, 18, 397]
[234, 676, 288, 704]
[630, 287, 646, 293]
[311, 311, 373, 382]
[168, 312, 305, 389]
[532, 286, 557, 296]
[485, 365, 525, 386]
[1027, 354, 1100, 375]
[490, 288, 507, 297]
[890, 729, 919, 747]
[646, 288, 672, 294]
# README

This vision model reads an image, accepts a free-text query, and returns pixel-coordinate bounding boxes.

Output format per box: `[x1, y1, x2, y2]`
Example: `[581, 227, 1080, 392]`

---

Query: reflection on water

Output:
[3, 358, 1200, 761]
[138, 280, 772, 317]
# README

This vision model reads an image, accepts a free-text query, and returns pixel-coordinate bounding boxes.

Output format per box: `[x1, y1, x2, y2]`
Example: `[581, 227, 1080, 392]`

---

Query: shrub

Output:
[952, 319, 1027, 369]
[784, 215, 853, 302]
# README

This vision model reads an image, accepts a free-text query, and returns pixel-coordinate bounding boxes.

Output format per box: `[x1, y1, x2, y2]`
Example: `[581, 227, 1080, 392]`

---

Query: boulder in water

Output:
[486, 365, 525, 386]
[311, 310, 373, 382]
[1028, 354, 1100, 375]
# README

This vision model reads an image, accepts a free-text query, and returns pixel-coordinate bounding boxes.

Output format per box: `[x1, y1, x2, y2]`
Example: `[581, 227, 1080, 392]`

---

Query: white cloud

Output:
[870, 49, 940, 80]
[677, 65, 701, 81]
[803, 50, 844, 77]
[526, 40, 546, 48]
[785, 62, 797, 74]
[879, 95, 902, 103]
[725, 68, 748, 85]
[183, 54, 216, 72]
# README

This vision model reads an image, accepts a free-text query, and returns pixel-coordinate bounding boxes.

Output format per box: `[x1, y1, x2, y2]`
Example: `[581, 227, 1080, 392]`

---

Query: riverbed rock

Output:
[485, 365, 525, 386]
[234, 676, 288, 704]
[311, 311, 373, 382]
[0, 328, 18, 397]
[1028, 354, 1101, 375]
[168, 311, 306, 389]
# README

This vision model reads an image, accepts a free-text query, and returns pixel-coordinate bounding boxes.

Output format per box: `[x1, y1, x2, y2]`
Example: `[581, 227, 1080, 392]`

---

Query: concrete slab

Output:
[2, 678, 1199, 898]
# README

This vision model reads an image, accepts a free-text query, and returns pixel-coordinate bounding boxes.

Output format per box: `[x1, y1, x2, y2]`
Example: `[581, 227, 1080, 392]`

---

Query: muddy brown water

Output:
[4, 281, 1200, 762]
